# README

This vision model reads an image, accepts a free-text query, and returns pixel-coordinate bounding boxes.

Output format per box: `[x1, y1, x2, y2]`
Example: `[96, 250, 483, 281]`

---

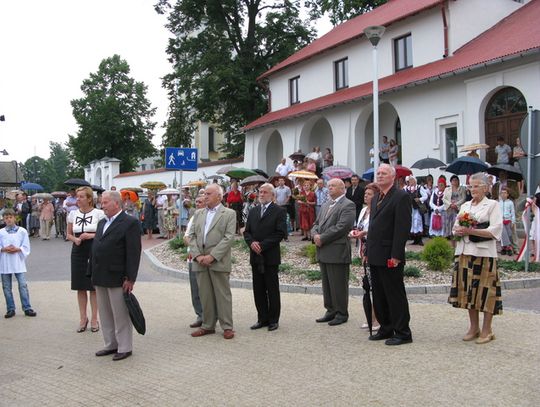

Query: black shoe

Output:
[328, 317, 348, 326]
[4, 310, 15, 319]
[385, 337, 413, 346]
[24, 309, 37, 317]
[112, 351, 132, 361]
[301, 237, 309, 241]
[316, 313, 336, 323]
[369, 331, 393, 341]
[95, 348, 118, 357]
[250, 321, 269, 330]
[268, 323, 279, 331]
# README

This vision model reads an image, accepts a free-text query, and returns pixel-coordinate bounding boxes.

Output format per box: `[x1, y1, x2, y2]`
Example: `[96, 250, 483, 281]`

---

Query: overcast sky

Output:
[0, 0, 331, 165]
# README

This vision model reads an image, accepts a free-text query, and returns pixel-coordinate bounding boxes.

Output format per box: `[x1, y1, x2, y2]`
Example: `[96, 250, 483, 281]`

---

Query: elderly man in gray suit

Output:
[312, 178, 356, 326]
[187, 184, 237, 339]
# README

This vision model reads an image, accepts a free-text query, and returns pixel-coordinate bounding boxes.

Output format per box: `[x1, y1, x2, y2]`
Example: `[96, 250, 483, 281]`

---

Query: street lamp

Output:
[364, 25, 385, 172]
[1, 149, 8, 155]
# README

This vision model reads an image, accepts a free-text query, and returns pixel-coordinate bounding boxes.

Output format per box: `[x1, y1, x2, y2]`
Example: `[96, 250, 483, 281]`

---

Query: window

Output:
[444, 126, 458, 164]
[208, 127, 215, 152]
[394, 34, 413, 71]
[334, 58, 348, 90]
[289, 76, 299, 105]
[141, 164, 146, 171]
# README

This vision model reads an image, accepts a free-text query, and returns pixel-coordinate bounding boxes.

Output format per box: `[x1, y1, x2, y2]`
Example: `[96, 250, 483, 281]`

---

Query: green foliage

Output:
[293, 268, 322, 281]
[351, 257, 362, 266]
[405, 251, 422, 261]
[280, 244, 288, 256]
[233, 238, 250, 253]
[498, 260, 540, 272]
[305, 0, 388, 25]
[421, 237, 454, 271]
[403, 266, 422, 278]
[69, 55, 157, 172]
[300, 243, 318, 264]
[278, 263, 293, 272]
[168, 236, 186, 250]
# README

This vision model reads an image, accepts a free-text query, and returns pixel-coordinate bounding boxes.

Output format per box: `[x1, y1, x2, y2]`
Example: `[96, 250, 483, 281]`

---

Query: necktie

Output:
[376, 193, 385, 208]
[324, 200, 336, 221]
[261, 204, 266, 217]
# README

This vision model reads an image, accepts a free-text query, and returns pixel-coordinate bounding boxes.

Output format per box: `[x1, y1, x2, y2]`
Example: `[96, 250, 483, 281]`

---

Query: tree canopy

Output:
[155, 0, 317, 157]
[306, 0, 387, 25]
[69, 54, 157, 172]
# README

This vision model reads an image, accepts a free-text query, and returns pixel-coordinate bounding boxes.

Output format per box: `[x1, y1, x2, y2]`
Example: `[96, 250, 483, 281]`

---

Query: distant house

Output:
[244, 0, 539, 176]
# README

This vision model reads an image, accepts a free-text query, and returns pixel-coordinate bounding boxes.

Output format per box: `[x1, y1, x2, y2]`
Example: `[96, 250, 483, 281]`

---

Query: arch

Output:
[299, 116, 333, 158]
[94, 167, 103, 188]
[265, 131, 284, 175]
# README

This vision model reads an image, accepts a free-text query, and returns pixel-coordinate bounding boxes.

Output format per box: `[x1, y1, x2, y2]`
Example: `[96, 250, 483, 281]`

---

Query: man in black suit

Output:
[90, 191, 141, 361]
[346, 174, 365, 219]
[366, 164, 412, 346]
[244, 183, 287, 331]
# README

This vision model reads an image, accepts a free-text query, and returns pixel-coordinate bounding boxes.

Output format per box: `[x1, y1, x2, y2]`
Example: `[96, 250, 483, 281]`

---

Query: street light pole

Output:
[364, 25, 386, 173]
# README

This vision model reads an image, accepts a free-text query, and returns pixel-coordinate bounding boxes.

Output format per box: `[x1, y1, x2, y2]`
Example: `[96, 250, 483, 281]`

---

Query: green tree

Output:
[46, 142, 84, 191]
[306, 0, 388, 25]
[21, 156, 52, 190]
[155, 0, 316, 157]
[69, 54, 157, 172]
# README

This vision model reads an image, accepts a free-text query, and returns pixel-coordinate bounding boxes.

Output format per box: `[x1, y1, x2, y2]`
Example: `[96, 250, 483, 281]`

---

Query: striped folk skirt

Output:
[448, 255, 503, 315]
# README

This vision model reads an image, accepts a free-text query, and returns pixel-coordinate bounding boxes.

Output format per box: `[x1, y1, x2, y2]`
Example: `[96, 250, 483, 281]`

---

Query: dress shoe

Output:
[90, 322, 100, 333]
[476, 333, 495, 344]
[223, 329, 235, 339]
[191, 328, 215, 337]
[250, 321, 269, 330]
[328, 317, 348, 326]
[95, 348, 118, 357]
[4, 310, 15, 319]
[316, 313, 336, 323]
[112, 351, 132, 361]
[24, 309, 37, 317]
[385, 336, 413, 346]
[77, 318, 89, 333]
[189, 320, 203, 328]
[368, 331, 393, 341]
[462, 331, 480, 341]
[268, 323, 279, 331]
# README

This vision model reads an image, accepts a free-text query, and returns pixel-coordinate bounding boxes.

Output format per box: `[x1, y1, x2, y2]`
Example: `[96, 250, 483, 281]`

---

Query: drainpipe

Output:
[441, 1, 449, 58]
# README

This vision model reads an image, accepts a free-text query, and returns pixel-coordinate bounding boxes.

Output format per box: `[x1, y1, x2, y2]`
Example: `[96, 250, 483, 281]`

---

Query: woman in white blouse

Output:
[66, 186, 105, 333]
[449, 173, 503, 344]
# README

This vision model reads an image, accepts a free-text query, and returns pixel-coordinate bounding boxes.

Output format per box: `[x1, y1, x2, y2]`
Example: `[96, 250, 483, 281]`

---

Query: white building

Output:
[244, 0, 539, 178]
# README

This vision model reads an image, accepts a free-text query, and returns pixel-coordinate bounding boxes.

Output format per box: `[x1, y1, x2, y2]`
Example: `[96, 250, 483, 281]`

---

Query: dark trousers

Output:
[251, 265, 281, 324]
[320, 263, 350, 319]
[370, 264, 412, 339]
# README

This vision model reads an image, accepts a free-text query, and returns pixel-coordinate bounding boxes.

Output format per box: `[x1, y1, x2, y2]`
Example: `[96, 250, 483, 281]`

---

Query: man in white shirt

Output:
[275, 158, 293, 177]
[155, 194, 167, 238]
[275, 178, 291, 207]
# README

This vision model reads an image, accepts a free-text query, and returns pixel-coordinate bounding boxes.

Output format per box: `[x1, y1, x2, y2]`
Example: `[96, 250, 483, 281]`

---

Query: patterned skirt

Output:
[448, 255, 502, 315]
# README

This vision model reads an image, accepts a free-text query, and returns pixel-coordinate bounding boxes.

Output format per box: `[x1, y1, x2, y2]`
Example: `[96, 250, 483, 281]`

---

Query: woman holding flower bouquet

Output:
[298, 180, 316, 241]
[449, 173, 503, 345]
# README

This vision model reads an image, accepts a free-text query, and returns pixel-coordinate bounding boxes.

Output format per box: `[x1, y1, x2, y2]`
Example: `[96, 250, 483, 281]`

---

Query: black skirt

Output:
[71, 238, 95, 291]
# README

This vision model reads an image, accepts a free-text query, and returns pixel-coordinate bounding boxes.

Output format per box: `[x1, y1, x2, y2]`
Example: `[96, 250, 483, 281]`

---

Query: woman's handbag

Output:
[469, 222, 492, 242]
[432, 213, 442, 231]
[417, 202, 428, 215]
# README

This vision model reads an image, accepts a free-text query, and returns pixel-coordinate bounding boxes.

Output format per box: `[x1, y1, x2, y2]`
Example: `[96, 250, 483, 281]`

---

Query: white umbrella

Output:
[157, 188, 180, 195]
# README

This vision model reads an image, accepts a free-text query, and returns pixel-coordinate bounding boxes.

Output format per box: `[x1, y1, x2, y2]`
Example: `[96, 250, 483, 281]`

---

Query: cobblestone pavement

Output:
[0, 237, 539, 406]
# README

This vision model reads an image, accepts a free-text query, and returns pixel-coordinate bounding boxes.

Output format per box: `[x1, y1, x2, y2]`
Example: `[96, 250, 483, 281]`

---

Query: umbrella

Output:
[91, 184, 105, 193]
[6, 189, 24, 200]
[394, 165, 413, 178]
[187, 180, 207, 187]
[120, 190, 139, 201]
[140, 181, 167, 190]
[121, 187, 143, 193]
[240, 175, 267, 187]
[206, 174, 224, 180]
[225, 167, 258, 180]
[157, 187, 180, 195]
[216, 165, 238, 175]
[362, 168, 374, 182]
[459, 143, 490, 153]
[362, 262, 374, 336]
[123, 292, 146, 335]
[51, 191, 67, 198]
[268, 175, 294, 188]
[289, 152, 305, 161]
[411, 157, 446, 170]
[306, 152, 319, 160]
[445, 156, 489, 175]
[32, 192, 54, 200]
[64, 178, 91, 187]
[486, 163, 523, 181]
[323, 165, 354, 179]
[21, 182, 44, 191]
[288, 170, 318, 180]
[252, 169, 269, 178]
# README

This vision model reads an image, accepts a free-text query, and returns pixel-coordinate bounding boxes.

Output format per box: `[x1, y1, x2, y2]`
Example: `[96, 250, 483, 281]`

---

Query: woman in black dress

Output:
[142, 191, 158, 239]
[66, 186, 105, 332]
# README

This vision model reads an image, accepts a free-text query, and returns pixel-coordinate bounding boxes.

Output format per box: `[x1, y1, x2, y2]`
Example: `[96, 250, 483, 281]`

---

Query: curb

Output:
[144, 247, 540, 295]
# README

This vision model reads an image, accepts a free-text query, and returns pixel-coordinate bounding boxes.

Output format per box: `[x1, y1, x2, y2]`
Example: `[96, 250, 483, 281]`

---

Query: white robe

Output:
[0, 227, 31, 274]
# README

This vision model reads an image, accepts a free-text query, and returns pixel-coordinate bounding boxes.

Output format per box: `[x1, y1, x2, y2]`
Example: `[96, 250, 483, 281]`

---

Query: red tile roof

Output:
[245, 0, 540, 131]
[258, 0, 444, 80]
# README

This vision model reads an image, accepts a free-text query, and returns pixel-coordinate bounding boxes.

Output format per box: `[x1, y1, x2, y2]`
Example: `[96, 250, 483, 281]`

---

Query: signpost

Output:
[164, 147, 198, 191]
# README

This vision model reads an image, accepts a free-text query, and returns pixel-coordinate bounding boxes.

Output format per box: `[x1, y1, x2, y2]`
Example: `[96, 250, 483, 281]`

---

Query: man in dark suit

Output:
[244, 183, 287, 331]
[312, 178, 356, 326]
[90, 191, 141, 361]
[366, 164, 413, 346]
[346, 174, 365, 219]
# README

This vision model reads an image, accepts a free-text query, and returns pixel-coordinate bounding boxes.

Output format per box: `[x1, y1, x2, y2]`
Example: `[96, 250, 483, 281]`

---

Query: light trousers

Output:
[95, 286, 133, 353]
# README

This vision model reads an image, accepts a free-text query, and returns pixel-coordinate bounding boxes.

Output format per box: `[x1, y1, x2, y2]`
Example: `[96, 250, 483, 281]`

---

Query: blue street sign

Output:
[164, 147, 198, 171]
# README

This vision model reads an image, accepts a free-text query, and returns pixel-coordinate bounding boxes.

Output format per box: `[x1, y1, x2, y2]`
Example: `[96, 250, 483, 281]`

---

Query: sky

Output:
[0, 0, 332, 165]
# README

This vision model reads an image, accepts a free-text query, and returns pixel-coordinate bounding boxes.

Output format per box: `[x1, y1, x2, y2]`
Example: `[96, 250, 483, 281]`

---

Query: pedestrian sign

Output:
[164, 147, 198, 171]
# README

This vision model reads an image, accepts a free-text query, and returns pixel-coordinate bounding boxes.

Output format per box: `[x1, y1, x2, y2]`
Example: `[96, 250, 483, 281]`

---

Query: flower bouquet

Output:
[454, 212, 478, 241]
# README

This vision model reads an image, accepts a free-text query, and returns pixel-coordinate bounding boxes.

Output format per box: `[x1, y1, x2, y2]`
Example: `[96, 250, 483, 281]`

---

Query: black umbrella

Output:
[486, 164, 523, 181]
[123, 292, 146, 335]
[362, 262, 373, 336]
[64, 178, 91, 187]
[411, 157, 446, 170]
[91, 184, 105, 193]
[253, 169, 269, 178]
[289, 152, 305, 161]
[445, 156, 489, 175]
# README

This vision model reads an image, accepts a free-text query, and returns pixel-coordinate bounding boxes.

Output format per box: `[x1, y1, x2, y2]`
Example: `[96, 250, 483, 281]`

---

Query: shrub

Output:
[304, 269, 322, 281]
[403, 265, 422, 277]
[232, 238, 250, 253]
[351, 257, 362, 266]
[280, 244, 288, 256]
[301, 243, 318, 264]
[279, 263, 292, 272]
[168, 236, 185, 251]
[405, 251, 422, 261]
[498, 260, 540, 272]
[421, 237, 454, 271]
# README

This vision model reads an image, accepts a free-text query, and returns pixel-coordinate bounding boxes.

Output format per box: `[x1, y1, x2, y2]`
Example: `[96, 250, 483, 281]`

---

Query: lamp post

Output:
[364, 25, 385, 172]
